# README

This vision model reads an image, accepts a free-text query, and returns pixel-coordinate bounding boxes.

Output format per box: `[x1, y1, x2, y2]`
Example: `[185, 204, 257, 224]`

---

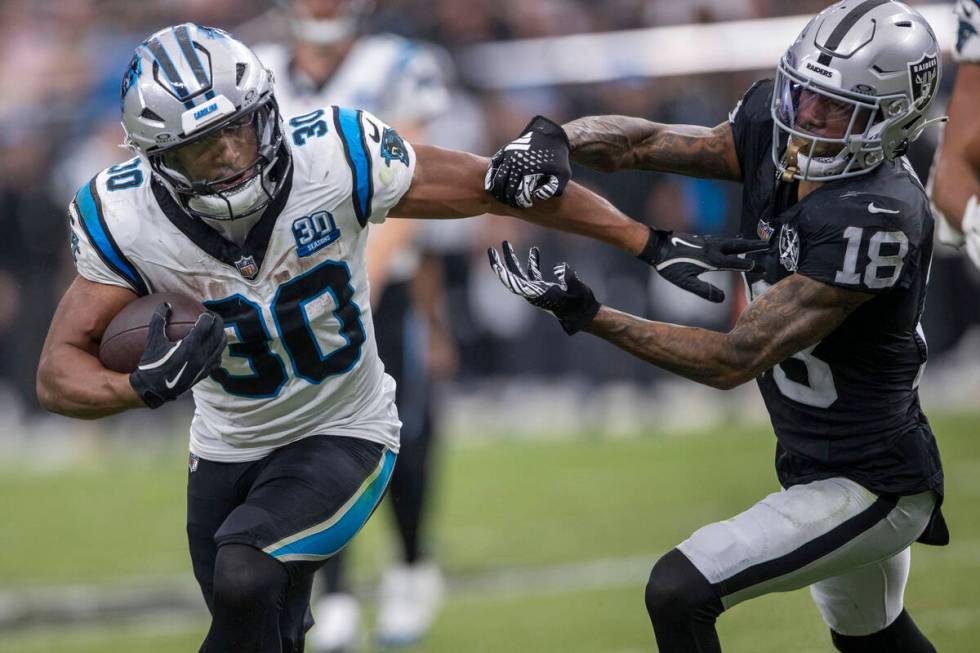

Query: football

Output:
[99, 292, 209, 373]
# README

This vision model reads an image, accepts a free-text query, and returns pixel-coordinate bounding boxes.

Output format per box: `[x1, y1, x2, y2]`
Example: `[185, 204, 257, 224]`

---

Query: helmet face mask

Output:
[149, 100, 285, 221]
[772, 60, 886, 181]
[120, 24, 291, 221]
[770, 0, 943, 183]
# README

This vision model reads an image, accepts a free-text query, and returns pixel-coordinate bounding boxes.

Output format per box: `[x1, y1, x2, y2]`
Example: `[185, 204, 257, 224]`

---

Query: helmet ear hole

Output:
[141, 108, 165, 122]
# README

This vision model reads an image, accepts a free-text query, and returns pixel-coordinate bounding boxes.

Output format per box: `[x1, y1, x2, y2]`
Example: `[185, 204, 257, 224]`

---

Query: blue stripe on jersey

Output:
[333, 107, 374, 227]
[264, 449, 396, 561]
[75, 179, 148, 295]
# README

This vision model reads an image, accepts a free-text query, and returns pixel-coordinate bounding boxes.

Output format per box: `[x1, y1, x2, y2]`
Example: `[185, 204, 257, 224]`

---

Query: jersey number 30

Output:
[204, 260, 365, 398]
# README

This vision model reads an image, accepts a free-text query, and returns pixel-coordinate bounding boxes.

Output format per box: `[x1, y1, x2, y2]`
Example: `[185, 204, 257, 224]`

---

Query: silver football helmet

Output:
[772, 0, 944, 181]
[121, 23, 289, 220]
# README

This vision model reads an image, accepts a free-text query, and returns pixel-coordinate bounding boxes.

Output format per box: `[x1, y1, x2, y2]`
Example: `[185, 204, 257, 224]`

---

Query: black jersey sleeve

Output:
[794, 193, 921, 294]
[728, 79, 774, 178]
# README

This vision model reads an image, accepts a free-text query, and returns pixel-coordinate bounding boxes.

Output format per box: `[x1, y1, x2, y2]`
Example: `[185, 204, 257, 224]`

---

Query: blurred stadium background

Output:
[1, 1, 978, 651]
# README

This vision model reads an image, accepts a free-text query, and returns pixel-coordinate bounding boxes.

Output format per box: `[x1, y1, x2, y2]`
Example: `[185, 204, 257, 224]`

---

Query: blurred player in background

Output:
[930, 0, 980, 269]
[488, 2, 947, 652]
[250, 1, 458, 648]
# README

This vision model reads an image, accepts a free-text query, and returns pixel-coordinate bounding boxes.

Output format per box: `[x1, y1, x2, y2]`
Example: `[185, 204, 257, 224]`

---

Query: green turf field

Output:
[1, 412, 977, 652]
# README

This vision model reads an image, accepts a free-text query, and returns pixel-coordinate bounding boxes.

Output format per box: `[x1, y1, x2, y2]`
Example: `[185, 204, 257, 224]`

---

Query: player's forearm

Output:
[411, 255, 451, 333]
[563, 116, 741, 180]
[396, 145, 648, 256]
[931, 151, 979, 232]
[584, 307, 751, 390]
[505, 181, 649, 256]
[931, 64, 980, 232]
[583, 274, 867, 390]
[36, 344, 143, 419]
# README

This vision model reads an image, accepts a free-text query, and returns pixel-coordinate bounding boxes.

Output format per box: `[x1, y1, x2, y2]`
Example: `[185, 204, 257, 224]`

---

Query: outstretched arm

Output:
[389, 143, 651, 256]
[488, 243, 869, 390]
[563, 117, 742, 180]
[585, 273, 868, 389]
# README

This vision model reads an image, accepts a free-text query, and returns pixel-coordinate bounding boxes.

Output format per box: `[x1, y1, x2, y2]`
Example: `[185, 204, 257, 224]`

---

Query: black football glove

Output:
[638, 227, 769, 303]
[129, 302, 227, 409]
[485, 115, 572, 209]
[488, 241, 600, 335]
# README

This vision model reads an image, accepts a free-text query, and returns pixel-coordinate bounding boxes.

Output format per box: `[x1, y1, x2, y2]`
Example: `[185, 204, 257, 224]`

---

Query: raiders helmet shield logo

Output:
[907, 52, 939, 108]
[778, 224, 799, 272]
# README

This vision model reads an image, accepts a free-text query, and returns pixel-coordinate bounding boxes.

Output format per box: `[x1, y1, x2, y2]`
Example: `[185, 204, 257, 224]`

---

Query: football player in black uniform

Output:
[485, 1, 947, 652]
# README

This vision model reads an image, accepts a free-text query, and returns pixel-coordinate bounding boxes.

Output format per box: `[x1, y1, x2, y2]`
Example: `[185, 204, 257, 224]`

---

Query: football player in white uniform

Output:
[931, 0, 980, 268]
[36, 24, 759, 653]
[251, 3, 458, 647]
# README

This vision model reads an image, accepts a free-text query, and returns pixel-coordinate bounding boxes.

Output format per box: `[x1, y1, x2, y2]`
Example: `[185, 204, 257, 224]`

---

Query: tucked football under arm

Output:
[584, 273, 871, 390]
[387, 143, 650, 256]
[37, 276, 145, 418]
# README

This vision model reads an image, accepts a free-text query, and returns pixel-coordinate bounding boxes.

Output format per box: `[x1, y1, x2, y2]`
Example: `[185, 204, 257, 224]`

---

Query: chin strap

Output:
[780, 140, 803, 182]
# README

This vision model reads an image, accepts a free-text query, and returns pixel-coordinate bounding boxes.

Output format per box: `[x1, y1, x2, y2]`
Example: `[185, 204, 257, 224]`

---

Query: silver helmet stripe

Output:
[174, 25, 213, 98]
[145, 37, 193, 109]
[816, 0, 893, 66]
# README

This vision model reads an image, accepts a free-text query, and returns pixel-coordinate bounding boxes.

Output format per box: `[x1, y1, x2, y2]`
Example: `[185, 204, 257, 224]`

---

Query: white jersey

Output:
[955, 0, 980, 62]
[68, 107, 415, 462]
[253, 35, 451, 128]
[254, 36, 454, 281]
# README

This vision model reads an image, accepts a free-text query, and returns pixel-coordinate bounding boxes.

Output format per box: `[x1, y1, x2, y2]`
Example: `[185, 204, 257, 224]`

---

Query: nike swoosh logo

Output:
[868, 202, 899, 214]
[138, 342, 181, 371]
[671, 237, 702, 249]
[165, 362, 188, 390]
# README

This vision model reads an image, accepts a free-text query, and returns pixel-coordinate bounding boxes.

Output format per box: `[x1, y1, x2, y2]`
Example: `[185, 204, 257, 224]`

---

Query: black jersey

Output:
[729, 79, 943, 497]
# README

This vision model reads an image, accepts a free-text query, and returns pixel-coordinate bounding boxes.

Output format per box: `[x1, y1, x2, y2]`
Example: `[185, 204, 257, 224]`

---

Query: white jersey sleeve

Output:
[67, 166, 149, 295]
[332, 107, 416, 226]
[955, 0, 980, 62]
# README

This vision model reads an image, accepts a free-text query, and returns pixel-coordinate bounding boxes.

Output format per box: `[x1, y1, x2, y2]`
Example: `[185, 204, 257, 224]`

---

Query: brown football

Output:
[99, 292, 208, 373]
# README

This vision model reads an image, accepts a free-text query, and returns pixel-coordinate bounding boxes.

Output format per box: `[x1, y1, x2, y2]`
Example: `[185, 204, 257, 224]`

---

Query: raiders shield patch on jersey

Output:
[908, 52, 939, 108]
[779, 224, 799, 272]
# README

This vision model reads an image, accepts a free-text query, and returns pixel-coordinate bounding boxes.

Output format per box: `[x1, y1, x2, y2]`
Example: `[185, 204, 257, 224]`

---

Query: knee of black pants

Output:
[212, 543, 289, 610]
[830, 610, 936, 653]
[645, 548, 723, 625]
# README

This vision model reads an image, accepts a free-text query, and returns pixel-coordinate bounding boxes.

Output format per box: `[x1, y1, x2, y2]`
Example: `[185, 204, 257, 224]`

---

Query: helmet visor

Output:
[773, 64, 877, 155]
[156, 103, 276, 194]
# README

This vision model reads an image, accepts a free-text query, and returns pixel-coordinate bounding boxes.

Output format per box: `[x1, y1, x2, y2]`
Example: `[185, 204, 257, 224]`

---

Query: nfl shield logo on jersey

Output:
[778, 224, 799, 272]
[235, 255, 259, 279]
[757, 219, 775, 242]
